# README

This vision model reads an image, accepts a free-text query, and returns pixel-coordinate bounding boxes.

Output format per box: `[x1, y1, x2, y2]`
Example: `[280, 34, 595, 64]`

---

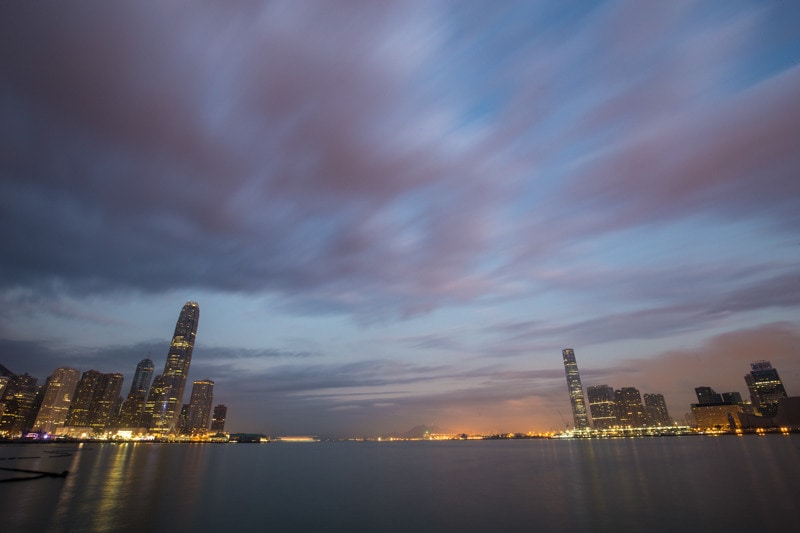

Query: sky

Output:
[1, 0, 799, 438]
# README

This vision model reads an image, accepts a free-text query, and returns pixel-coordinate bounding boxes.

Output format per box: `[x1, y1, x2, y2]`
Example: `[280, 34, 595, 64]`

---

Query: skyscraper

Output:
[587, 384, 617, 429]
[0, 373, 39, 436]
[186, 379, 214, 435]
[129, 357, 155, 397]
[119, 358, 155, 429]
[89, 373, 124, 431]
[65, 370, 124, 432]
[615, 387, 646, 428]
[146, 301, 200, 434]
[745, 360, 787, 418]
[210, 404, 227, 433]
[562, 349, 590, 430]
[32, 367, 81, 434]
[65, 370, 103, 428]
[643, 393, 672, 427]
[695, 386, 723, 405]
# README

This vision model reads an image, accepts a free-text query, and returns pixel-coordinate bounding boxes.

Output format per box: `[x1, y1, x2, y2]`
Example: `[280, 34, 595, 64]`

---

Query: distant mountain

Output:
[0, 363, 15, 377]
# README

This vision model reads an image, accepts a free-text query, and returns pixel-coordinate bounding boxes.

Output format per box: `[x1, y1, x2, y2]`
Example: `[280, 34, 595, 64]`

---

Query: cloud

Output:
[0, 1, 514, 321]
[1, 0, 798, 325]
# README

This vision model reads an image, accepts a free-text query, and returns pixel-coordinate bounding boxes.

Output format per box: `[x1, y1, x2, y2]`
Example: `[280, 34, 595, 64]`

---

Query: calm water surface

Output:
[1, 435, 798, 532]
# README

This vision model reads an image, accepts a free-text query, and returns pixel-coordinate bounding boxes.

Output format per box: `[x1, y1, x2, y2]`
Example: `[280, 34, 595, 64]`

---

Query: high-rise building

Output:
[65, 370, 103, 428]
[721, 391, 743, 404]
[32, 367, 81, 434]
[119, 358, 155, 429]
[643, 393, 672, 427]
[744, 360, 787, 418]
[587, 385, 617, 429]
[186, 379, 214, 434]
[177, 404, 191, 434]
[145, 301, 200, 434]
[89, 373, 124, 431]
[210, 404, 227, 433]
[129, 357, 155, 397]
[562, 349, 590, 430]
[615, 387, 646, 428]
[695, 386, 723, 405]
[0, 373, 40, 436]
[65, 370, 124, 432]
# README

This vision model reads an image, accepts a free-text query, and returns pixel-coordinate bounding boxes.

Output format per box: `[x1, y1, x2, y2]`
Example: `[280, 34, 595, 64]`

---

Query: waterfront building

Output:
[587, 385, 617, 429]
[643, 393, 672, 427]
[65, 370, 124, 432]
[89, 373, 124, 431]
[694, 386, 723, 405]
[65, 370, 103, 428]
[744, 360, 787, 418]
[562, 349, 590, 430]
[0, 373, 40, 435]
[210, 404, 227, 433]
[177, 404, 191, 434]
[691, 402, 743, 430]
[32, 367, 81, 434]
[145, 301, 200, 434]
[186, 379, 214, 434]
[615, 387, 647, 428]
[119, 358, 155, 429]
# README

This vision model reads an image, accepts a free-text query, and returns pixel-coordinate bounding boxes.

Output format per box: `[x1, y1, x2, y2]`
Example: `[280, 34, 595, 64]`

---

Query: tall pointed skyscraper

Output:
[147, 301, 200, 434]
[562, 348, 590, 430]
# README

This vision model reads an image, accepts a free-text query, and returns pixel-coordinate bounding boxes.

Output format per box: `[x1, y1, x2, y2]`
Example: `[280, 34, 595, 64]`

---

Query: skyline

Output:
[1, 1, 799, 437]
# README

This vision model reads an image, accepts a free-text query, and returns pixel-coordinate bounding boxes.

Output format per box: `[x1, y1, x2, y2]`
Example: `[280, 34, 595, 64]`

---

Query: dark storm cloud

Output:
[0, 1, 505, 320]
[0, 337, 168, 379]
[2, 0, 799, 324]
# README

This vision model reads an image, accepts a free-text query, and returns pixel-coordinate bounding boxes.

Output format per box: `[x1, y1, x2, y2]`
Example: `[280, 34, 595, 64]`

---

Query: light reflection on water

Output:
[1, 436, 798, 532]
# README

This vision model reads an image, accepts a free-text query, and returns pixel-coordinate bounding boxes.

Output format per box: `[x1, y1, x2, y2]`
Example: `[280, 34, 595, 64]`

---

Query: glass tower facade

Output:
[562, 348, 590, 430]
[146, 301, 200, 434]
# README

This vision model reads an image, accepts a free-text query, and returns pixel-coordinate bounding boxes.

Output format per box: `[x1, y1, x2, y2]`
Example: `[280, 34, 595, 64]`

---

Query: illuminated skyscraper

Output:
[130, 357, 155, 397]
[32, 367, 81, 434]
[65, 370, 103, 428]
[745, 360, 787, 418]
[65, 370, 124, 432]
[146, 301, 200, 433]
[562, 349, 590, 430]
[186, 379, 214, 434]
[587, 384, 617, 429]
[0, 373, 39, 436]
[643, 393, 672, 427]
[89, 373, 124, 431]
[210, 404, 227, 433]
[119, 358, 155, 429]
[616, 387, 646, 428]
